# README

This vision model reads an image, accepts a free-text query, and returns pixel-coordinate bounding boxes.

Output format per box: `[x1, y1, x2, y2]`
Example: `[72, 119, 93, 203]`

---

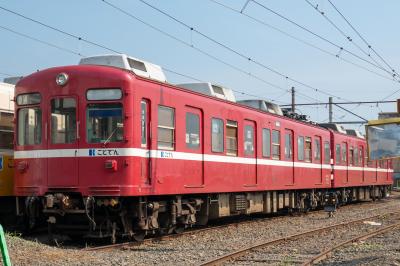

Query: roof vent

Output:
[177, 82, 236, 102]
[345, 129, 365, 139]
[318, 123, 347, 134]
[238, 99, 283, 115]
[79, 54, 167, 82]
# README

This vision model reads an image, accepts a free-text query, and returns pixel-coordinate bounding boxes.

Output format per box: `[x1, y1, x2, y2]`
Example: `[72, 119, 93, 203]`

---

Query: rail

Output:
[200, 210, 400, 266]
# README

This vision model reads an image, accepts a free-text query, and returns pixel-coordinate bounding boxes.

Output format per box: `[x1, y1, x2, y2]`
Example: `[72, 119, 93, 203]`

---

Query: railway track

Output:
[84, 198, 398, 252]
[200, 209, 400, 266]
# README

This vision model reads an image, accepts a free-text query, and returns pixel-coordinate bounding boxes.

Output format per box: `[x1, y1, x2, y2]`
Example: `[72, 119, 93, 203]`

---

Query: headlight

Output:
[56, 73, 69, 86]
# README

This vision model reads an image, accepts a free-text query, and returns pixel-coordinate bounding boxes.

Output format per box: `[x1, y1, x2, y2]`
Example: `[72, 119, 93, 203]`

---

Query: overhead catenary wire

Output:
[136, 0, 350, 101]
[304, 0, 392, 79]
[327, 0, 399, 78]
[0, 4, 303, 104]
[250, 0, 399, 81]
[209, 0, 399, 84]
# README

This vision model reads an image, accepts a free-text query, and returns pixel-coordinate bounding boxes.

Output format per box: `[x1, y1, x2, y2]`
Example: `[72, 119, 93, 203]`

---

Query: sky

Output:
[1, 0, 400, 133]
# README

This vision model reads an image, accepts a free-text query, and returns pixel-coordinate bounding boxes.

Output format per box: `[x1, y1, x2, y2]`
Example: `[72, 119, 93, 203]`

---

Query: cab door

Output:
[47, 97, 79, 187]
[140, 99, 151, 185]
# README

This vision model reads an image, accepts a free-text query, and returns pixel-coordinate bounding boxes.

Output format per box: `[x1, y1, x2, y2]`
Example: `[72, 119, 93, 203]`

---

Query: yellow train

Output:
[0, 82, 15, 225]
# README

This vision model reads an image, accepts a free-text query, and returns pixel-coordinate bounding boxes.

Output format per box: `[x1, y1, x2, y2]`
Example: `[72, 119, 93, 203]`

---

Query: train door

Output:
[243, 120, 257, 186]
[183, 107, 204, 187]
[47, 97, 79, 187]
[314, 136, 323, 183]
[284, 129, 294, 185]
[141, 99, 151, 185]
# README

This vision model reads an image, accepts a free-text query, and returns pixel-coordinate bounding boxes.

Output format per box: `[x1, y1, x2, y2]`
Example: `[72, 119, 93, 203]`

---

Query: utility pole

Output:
[329, 97, 333, 123]
[291, 87, 295, 112]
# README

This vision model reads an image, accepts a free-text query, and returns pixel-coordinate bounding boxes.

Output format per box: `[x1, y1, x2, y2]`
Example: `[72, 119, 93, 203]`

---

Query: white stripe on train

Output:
[14, 148, 392, 173]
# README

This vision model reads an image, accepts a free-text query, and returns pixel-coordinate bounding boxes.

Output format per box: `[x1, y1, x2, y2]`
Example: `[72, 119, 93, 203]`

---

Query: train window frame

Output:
[16, 93, 41, 106]
[262, 128, 271, 158]
[17, 107, 42, 146]
[349, 146, 354, 166]
[86, 103, 124, 144]
[272, 130, 280, 160]
[304, 137, 312, 162]
[284, 130, 293, 159]
[86, 88, 122, 101]
[211, 118, 224, 153]
[298, 136, 304, 161]
[157, 105, 175, 150]
[226, 120, 238, 156]
[244, 124, 255, 156]
[335, 144, 341, 164]
[324, 141, 330, 164]
[141, 99, 149, 147]
[354, 147, 359, 166]
[342, 143, 347, 165]
[50, 98, 77, 144]
[186, 112, 200, 150]
[314, 137, 321, 162]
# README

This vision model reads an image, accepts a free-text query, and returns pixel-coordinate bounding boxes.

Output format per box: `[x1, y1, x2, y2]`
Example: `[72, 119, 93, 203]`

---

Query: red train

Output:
[13, 54, 392, 241]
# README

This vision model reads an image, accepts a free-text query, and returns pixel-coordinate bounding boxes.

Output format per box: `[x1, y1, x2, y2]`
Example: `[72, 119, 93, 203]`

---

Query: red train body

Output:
[13, 60, 392, 240]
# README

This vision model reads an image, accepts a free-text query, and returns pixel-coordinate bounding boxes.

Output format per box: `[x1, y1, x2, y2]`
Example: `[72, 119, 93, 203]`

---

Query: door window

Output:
[51, 98, 76, 144]
[244, 125, 254, 156]
[186, 112, 200, 149]
[17, 108, 42, 145]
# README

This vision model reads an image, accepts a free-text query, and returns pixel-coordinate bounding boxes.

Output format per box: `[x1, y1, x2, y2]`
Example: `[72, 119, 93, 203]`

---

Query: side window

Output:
[314, 137, 321, 162]
[157, 106, 175, 150]
[244, 125, 254, 156]
[285, 131, 293, 159]
[354, 147, 358, 166]
[342, 143, 347, 165]
[272, 130, 280, 159]
[226, 120, 238, 156]
[349, 147, 354, 166]
[51, 98, 76, 144]
[305, 137, 312, 162]
[324, 141, 330, 164]
[359, 147, 364, 166]
[186, 112, 200, 149]
[262, 128, 271, 157]
[211, 118, 224, 153]
[141, 100, 148, 147]
[335, 144, 341, 164]
[298, 136, 304, 161]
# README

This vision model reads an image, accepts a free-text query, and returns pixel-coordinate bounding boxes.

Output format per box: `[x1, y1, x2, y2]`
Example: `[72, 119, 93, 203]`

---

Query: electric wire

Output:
[327, 0, 398, 77]
[209, 0, 398, 83]
[0, 4, 302, 104]
[0, 24, 84, 57]
[304, 0, 391, 78]
[251, 0, 398, 80]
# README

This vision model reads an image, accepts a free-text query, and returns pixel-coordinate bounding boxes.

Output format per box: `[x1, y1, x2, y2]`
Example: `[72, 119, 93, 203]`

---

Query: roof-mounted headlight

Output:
[56, 73, 69, 86]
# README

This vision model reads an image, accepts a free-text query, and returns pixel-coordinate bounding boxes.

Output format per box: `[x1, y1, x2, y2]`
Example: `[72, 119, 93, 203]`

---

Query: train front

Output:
[14, 65, 135, 237]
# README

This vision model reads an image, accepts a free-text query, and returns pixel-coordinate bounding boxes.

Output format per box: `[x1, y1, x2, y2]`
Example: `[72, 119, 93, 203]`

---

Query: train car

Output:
[13, 54, 392, 241]
[0, 82, 15, 225]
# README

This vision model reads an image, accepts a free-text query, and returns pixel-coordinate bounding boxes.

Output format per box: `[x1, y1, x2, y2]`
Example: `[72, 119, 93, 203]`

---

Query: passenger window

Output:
[354, 147, 358, 166]
[272, 130, 280, 159]
[359, 147, 364, 166]
[0, 112, 13, 149]
[349, 147, 354, 166]
[342, 143, 347, 164]
[262, 128, 271, 157]
[226, 120, 238, 156]
[17, 108, 42, 145]
[335, 144, 341, 164]
[157, 106, 175, 150]
[186, 112, 200, 149]
[305, 137, 312, 162]
[314, 138, 321, 162]
[51, 98, 76, 144]
[324, 141, 330, 164]
[298, 136, 304, 161]
[211, 118, 224, 153]
[87, 103, 123, 144]
[285, 131, 293, 159]
[244, 125, 254, 156]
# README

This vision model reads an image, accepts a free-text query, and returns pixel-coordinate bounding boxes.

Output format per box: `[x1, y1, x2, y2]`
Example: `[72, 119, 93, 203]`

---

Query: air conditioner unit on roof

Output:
[177, 82, 236, 102]
[79, 54, 167, 82]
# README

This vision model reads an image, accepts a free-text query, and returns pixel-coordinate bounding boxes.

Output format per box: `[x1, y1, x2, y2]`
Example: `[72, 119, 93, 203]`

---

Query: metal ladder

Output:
[0, 224, 11, 266]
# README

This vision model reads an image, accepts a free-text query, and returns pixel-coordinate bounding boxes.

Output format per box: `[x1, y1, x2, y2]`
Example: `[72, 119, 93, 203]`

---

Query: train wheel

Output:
[133, 230, 146, 242]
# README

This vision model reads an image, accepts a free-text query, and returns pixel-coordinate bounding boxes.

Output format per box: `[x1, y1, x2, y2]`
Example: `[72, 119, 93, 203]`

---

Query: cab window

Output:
[86, 103, 123, 143]
[18, 108, 42, 145]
